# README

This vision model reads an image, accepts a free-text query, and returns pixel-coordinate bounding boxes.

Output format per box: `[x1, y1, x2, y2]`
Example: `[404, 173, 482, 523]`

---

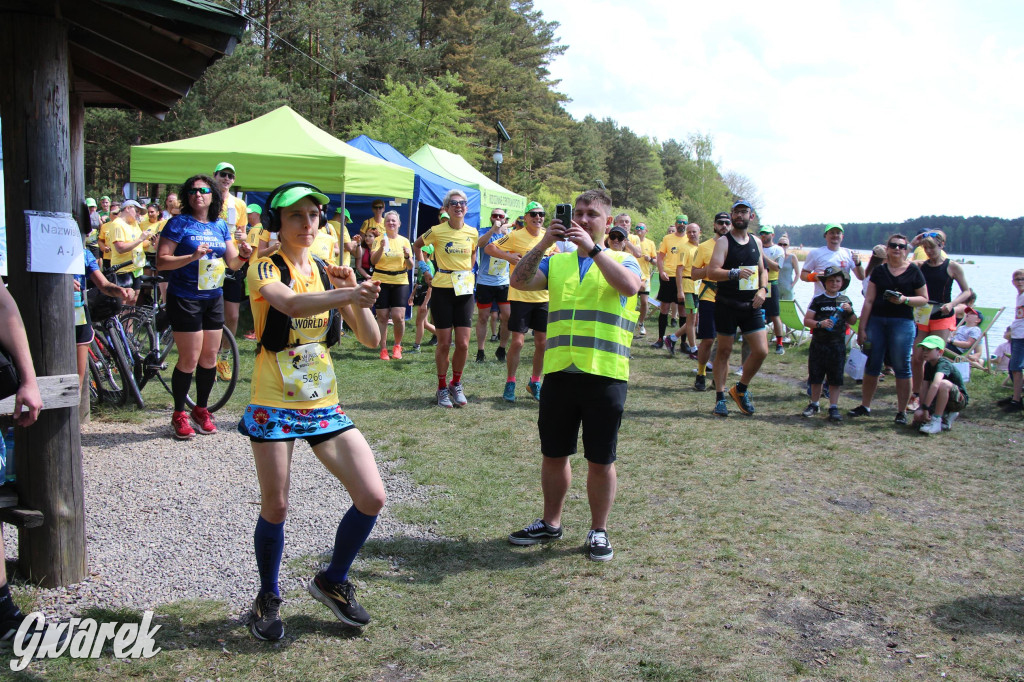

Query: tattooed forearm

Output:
[511, 243, 548, 289]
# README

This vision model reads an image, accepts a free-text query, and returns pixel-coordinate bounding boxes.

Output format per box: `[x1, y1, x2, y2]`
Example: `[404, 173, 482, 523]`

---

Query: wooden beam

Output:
[0, 375, 82, 415]
[69, 27, 195, 97]
[0, 12, 88, 588]
[74, 64, 171, 119]
[70, 43, 186, 105]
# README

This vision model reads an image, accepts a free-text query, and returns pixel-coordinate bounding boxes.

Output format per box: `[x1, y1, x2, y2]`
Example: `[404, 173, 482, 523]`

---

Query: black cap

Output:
[714, 212, 731, 222]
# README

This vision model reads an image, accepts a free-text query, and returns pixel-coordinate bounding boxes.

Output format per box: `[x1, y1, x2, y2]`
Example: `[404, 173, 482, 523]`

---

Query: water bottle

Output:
[829, 310, 843, 330]
[3, 428, 14, 484]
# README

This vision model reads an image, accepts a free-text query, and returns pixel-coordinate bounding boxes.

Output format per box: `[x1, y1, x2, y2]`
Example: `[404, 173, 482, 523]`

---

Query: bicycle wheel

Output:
[105, 320, 145, 408]
[121, 311, 158, 385]
[184, 325, 239, 412]
[90, 335, 127, 406]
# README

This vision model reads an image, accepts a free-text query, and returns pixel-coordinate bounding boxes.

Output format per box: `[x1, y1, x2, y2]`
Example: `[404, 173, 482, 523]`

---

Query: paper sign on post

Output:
[25, 211, 84, 275]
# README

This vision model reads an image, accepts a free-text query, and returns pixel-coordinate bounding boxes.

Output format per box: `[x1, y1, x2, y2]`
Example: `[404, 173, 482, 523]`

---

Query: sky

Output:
[531, 0, 1024, 226]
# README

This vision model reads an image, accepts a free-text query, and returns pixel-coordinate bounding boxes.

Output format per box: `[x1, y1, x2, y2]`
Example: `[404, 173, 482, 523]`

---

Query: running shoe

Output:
[392, 345, 403, 360]
[775, 343, 785, 355]
[585, 529, 614, 562]
[728, 385, 755, 415]
[802, 402, 820, 418]
[379, 348, 390, 361]
[411, 343, 421, 352]
[476, 349, 486, 363]
[996, 396, 1016, 406]
[308, 572, 370, 627]
[490, 333, 499, 342]
[687, 348, 699, 361]
[1001, 400, 1023, 412]
[665, 336, 676, 357]
[495, 346, 506, 362]
[528, 380, 542, 401]
[426, 335, 438, 346]
[907, 394, 921, 412]
[249, 592, 284, 641]
[0, 608, 69, 654]
[172, 410, 195, 439]
[436, 387, 453, 408]
[243, 331, 258, 341]
[508, 518, 563, 545]
[894, 411, 909, 425]
[919, 415, 942, 434]
[650, 339, 664, 349]
[942, 412, 958, 431]
[450, 381, 468, 407]
[713, 399, 729, 417]
[503, 380, 516, 403]
[827, 405, 843, 423]
[848, 405, 871, 417]
[637, 323, 647, 337]
[693, 374, 707, 392]
[190, 406, 217, 434]
[216, 357, 233, 381]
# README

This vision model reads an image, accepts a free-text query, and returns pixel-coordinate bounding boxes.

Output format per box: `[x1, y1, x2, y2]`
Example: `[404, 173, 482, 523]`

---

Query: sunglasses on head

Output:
[447, 200, 468, 208]
[887, 242, 908, 250]
[608, 234, 625, 241]
[187, 187, 213, 195]
[528, 211, 545, 218]
[217, 171, 234, 179]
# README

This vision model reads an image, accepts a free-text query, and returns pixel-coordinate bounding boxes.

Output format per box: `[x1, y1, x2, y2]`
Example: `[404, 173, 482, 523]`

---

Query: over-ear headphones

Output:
[263, 181, 328, 231]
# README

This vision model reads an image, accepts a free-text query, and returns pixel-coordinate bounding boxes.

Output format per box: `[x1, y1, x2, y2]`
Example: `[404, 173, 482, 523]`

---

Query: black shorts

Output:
[475, 283, 509, 307]
[762, 281, 780, 317]
[222, 268, 246, 304]
[248, 424, 355, 447]
[413, 284, 429, 307]
[656, 276, 678, 304]
[538, 371, 627, 465]
[166, 292, 225, 332]
[509, 300, 548, 334]
[697, 300, 716, 340]
[714, 299, 766, 336]
[429, 287, 474, 329]
[75, 320, 94, 345]
[377, 283, 410, 310]
[808, 340, 846, 387]
[114, 270, 138, 289]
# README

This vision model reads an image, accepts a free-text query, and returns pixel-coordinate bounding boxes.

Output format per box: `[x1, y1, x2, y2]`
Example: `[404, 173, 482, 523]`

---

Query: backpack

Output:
[258, 254, 341, 353]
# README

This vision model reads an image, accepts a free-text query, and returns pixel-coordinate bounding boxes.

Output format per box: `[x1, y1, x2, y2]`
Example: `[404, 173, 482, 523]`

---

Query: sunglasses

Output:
[217, 171, 234, 179]
[447, 200, 468, 208]
[608, 234, 625, 241]
[491, 214, 505, 219]
[187, 187, 213, 195]
[373, 205, 385, 209]
[528, 211, 545, 218]
[715, 220, 731, 225]
[887, 242, 908, 250]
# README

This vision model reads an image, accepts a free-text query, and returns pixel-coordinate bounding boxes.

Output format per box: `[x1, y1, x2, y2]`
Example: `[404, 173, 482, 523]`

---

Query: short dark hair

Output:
[887, 232, 909, 244]
[178, 174, 223, 221]
[574, 188, 612, 210]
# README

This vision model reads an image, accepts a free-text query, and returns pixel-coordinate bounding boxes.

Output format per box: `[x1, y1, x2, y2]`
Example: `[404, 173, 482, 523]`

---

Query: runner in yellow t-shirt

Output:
[371, 210, 414, 361]
[631, 223, 658, 336]
[688, 213, 732, 391]
[412, 190, 477, 407]
[212, 161, 250, 380]
[653, 216, 688, 349]
[360, 200, 386, 236]
[110, 200, 152, 288]
[486, 202, 554, 402]
[97, 202, 121, 268]
[672, 222, 701, 356]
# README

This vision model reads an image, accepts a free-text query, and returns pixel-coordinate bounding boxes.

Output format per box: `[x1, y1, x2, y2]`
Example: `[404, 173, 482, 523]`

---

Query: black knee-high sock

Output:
[658, 313, 668, 340]
[172, 368, 193, 412]
[195, 365, 216, 409]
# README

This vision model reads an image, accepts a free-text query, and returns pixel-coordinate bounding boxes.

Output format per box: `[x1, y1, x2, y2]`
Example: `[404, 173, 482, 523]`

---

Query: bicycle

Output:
[87, 331, 128, 407]
[92, 313, 145, 408]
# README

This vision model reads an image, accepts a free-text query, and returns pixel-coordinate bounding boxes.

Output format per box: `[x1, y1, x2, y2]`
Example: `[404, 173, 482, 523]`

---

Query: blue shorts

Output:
[1009, 338, 1024, 373]
[238, 404, 355, 444]
[865, 316, 916, 378]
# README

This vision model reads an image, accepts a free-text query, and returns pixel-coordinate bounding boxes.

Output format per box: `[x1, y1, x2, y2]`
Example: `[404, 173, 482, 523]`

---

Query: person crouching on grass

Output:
[239, 183, 384, 641]
[913, 335, 968, 434]
[801, 266, 857, 422]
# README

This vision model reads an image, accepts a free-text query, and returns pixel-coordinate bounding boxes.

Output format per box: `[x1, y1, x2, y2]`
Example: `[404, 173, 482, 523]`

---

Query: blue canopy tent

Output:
[345, 135, 481, 239]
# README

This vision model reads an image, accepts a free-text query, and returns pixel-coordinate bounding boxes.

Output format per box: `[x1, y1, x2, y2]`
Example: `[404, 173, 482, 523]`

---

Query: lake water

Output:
[789, 253, 1021, 354]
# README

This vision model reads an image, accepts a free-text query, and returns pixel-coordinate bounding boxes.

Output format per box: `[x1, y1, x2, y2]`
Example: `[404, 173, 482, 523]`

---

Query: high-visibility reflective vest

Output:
[544, 250, 638, 380]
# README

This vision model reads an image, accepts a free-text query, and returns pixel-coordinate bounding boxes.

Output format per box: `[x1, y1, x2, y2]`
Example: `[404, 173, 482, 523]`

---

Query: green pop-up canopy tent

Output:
[130, 106, 415, 198]
[409, 144, 526, 224]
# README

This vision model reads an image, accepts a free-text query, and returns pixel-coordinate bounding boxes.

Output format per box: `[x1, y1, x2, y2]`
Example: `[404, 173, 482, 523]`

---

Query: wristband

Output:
[728, 268, 740, 280]
[587, 244, 602, 259]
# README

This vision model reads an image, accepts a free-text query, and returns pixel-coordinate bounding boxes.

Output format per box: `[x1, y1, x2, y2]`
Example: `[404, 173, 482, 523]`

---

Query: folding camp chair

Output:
[779, 299, 810, 347]
[943, 306, 1003, 372]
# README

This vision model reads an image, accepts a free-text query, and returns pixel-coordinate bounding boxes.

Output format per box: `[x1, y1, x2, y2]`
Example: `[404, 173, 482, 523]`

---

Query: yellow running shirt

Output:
[109, 218, 146, 273]
[310, 228, 339, 264]
[658, 232, 688, 274]
[693, 237, 718, 303]
[419, 222, 476, 290]
[678, 241, 699, 294]
[494, 228, 554, 303]
[247, 253, 337, 410]
[636, 237, 657, 283]
[372, 235, 412, 285]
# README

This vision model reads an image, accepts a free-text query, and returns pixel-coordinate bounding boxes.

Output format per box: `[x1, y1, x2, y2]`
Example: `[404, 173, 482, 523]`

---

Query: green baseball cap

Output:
[100, 195, 111, 202]
[270, 186, 329, 210]
[85, 198, 97, 208]
[214, 162, 235, 174]
[344, 209, 352, 223]
[823, 222, 844, 235]
[917, 335, 945, 351]
[246, 203, 262, 215]
[758, 225, 774, 235]
[675, 214, 688, 225]
[525, 201, 543, 213]
[439, 211, 450, 220]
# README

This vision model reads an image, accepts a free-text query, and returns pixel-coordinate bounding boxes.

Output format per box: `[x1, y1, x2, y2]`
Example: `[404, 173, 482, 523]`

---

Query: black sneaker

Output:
[475, 349, 486, 363]
[802, 402, 820, 418]
[649, 339, 664, 349]
[495, 346, 506, 362]
[490, 333, 499, 342]
[828, 405, 843, 423]
[426, 335, 438, 347]
[894, 411, 908, 425]
[848, 405, 871, 417]
[308, 572, 370, 627]
[586, 529, 614, 562]
[996, 396, 1016, 406]
[1001, 400, 1023, 412]
[0, 609, 69, 654]
[693, 374, 707, 392]
[508, 518, 563, 545]
[665, 336, 676, 357]
[249, 592, 284, 641]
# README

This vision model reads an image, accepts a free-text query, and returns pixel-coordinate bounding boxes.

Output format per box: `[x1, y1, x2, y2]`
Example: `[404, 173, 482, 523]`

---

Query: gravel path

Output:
[3, 413, 437, 620]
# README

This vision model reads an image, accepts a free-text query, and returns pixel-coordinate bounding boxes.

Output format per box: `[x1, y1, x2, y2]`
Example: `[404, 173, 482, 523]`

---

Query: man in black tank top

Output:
[705, 200, 769, 417]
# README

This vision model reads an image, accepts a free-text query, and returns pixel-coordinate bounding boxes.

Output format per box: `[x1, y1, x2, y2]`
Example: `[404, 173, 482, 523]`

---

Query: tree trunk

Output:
[0, 10, 88, 587]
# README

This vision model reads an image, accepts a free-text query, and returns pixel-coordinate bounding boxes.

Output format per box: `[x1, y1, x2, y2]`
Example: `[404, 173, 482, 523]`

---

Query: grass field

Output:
[17, 317, 1024, 680]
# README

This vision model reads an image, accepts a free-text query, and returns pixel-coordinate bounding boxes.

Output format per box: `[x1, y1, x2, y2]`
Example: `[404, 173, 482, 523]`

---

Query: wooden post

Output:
[0, 10, 88, 587]
[70, 93, 90, 424]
